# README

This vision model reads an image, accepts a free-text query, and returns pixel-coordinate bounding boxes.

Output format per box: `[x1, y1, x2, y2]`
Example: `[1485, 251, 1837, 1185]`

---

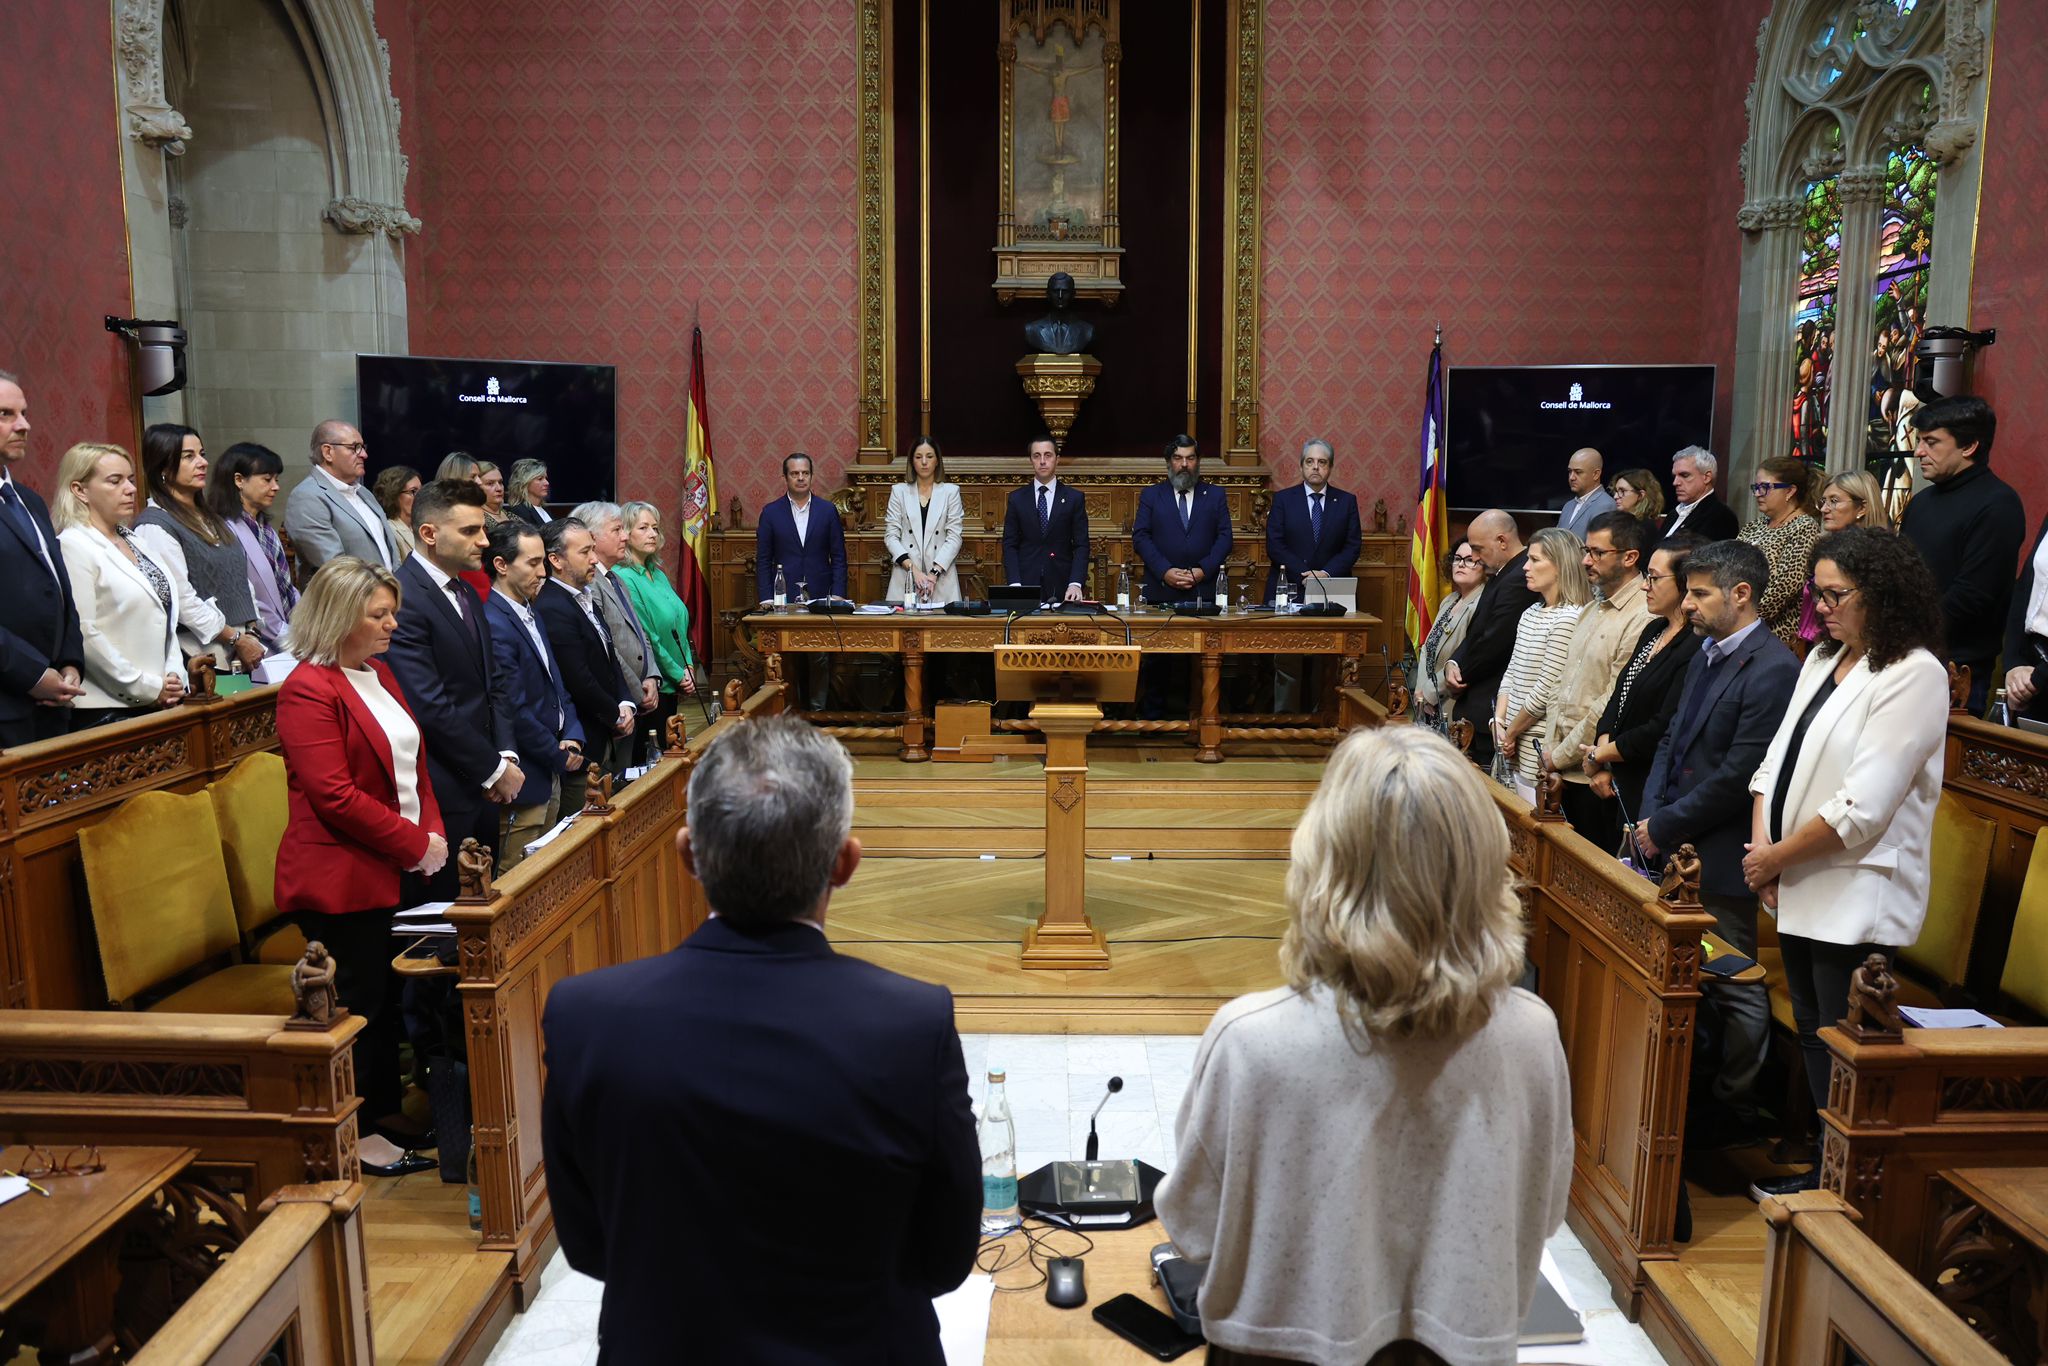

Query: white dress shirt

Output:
[315, 465, 395, 567]
[790, 496, 812, 546]
[342, 664, 423, 821]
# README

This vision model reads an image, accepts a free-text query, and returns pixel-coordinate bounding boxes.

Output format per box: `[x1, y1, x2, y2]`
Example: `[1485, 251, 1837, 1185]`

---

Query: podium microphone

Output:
[1084, 1076, 1124, 1161]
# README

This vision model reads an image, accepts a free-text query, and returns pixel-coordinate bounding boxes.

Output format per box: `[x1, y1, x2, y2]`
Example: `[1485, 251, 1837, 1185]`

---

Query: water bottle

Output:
[902, 578, 915, 611]
[1116, 564, 1131, 611]
[772, 564, 787, 611]
[466, 1127, 482, 1230]
[979, 1070, 1021, 1234]
[1279, 566, 1294, 612]
[1215, 564, 1230, 612]
[1991, 687, 2011, 727]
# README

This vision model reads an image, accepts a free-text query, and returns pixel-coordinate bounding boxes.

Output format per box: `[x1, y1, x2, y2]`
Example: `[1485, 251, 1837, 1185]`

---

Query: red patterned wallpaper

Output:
[2, 3, 136, 489]
[1970, 4, 2048, 533]
[401, 1, 859, 519]
[1258, 1, 1728, 510]
[1696, 0, 1776, 458]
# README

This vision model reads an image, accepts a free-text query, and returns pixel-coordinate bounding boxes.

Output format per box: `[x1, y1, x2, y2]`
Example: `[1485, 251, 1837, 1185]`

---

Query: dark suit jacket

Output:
[1594, 621, 1704, 825]
[1132, 481, 1233, 602]
[1263, 483, 1362, 601]
[1639, 622, 1800, 897]
[1001, 480, 1090, 599]
[541, 917, 982, 1365]
[755, 496, 847, 602]
[386, 557, 517, 824]
[1448, 549, 1540, 753]
[1659, 493, 1740, 543]
[0, 479, 84, 741]
[483, 591, 585, 807]
[534, 580, 632, 750]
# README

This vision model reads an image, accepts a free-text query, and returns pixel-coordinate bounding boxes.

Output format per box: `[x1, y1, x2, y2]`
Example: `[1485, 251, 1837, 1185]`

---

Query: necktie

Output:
[1178, 493, 1191, 531]
[583, 589, 615, 654]
[1038, 485, 1050, 534]
[1310, 492, 1324, 543]
[444, 579, 467, 621]
[0, 483, 48, 575]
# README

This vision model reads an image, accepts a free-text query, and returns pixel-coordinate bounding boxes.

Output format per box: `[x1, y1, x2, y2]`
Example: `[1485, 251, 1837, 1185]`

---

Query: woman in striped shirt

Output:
[1493, 527, 1591, 800]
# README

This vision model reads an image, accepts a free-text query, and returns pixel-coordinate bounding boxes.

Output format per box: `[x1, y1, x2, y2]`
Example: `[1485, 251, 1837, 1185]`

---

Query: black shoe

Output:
[362, 1151, 435, 1179]
[1748, 1168, 1819, 1203]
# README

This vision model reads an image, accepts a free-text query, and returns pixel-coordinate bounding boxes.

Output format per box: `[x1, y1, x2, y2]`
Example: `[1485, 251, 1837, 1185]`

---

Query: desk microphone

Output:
[1084, 1076, 1123, 1162]
[1297, 573, 1344, 616]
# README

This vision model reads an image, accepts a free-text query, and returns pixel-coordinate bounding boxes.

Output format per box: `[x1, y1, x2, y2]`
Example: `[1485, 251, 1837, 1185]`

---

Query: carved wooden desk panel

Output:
[1927, 1166, 2048, 1362]
[1943, 717, 2048, 1001]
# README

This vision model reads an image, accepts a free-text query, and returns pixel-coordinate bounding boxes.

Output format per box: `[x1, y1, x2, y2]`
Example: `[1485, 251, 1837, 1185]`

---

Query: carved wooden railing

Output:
[1820, 1022, 2048, 1269]
[1496, 785, 1714, 1317]
[1755, 1189, 2006, 1366]
[1942, 717, 2048, 1001]
[129, 1181, 371, 1366]
[0, 1009, 364, 1216]
[0, 689, 281, 1010]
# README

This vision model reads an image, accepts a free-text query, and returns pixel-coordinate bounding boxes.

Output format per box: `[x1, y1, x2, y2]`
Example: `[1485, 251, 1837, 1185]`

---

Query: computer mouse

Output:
[1045, 1256, 1087, 1308]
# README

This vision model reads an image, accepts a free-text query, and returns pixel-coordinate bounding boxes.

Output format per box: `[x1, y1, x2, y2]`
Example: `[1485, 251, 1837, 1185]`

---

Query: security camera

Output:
[104, 317, 189, 396]
[1910, 325, 1997, 404]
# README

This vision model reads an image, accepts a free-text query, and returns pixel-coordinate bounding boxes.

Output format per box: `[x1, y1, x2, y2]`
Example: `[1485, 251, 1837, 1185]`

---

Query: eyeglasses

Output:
[7, 1144, 105, 1179]
[1819, 494, 1861, 510]
[1814, 585, 1861, 609]
[1641, 571, 1671, 586]
[1584, 546, 1624, 560]
[323, 441, 367, 454]
[1451, 555, 1482, 567]
[1751, 481, 1795, 495]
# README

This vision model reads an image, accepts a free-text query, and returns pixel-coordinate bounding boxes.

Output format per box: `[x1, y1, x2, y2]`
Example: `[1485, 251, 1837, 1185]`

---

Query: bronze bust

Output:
[1024, 272, 1095, 355]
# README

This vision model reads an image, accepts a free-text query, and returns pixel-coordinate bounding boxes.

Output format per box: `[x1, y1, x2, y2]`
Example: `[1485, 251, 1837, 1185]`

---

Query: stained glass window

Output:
[1790, 175, 1840, 463]
[1869, 139, 1937, 455]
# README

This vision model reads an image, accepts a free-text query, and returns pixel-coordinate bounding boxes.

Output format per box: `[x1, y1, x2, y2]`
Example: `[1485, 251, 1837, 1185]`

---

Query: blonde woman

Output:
[1494, 527, 1590, 798]
[1794, 470, 1893, 645]
[50, 443, 186, 727]
[507, 458, 550, 528]
[1158, 725, 1570, 1366]
[1610, 468, 1666, 526]
[884, 437, 964, 604]
[477, 461, 509, 526]
[613, 500, 699, 751]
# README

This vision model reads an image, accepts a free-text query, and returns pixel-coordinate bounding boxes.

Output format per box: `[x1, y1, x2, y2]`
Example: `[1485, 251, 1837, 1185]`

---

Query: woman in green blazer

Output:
[614, 501, 699, 751]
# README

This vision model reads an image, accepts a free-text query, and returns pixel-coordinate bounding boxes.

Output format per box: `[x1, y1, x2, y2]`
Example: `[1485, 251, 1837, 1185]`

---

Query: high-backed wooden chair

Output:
[208, 751, 305, 964]
[1895, 792, 1997, 1004]
[1999, 835, 2048, 1021]
[77, 789, 296, 1013]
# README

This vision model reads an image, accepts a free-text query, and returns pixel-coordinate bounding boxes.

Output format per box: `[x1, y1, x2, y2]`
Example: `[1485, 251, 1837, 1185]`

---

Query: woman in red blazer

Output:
[277, 557, 448, 1176]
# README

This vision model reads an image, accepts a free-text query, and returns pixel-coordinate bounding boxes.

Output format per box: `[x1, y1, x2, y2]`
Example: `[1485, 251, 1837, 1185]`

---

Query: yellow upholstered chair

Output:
[2000, 835, 2048, 1020]
[208, 752, 304, 964]
[77, 788, 295, 1013]
[1896, 793, 1997, 1000]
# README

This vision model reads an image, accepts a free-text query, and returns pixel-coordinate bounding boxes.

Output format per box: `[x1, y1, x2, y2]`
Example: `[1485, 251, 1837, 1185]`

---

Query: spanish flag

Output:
[677, 326, 718, 662]
[1405, 334, 1448, 652]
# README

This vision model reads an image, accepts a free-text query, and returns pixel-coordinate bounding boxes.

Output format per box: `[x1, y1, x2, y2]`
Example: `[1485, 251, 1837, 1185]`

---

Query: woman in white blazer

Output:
[883, 438, 964, 604]
[1741, 527, 1947, 1200]
[50, 443, 187, 726]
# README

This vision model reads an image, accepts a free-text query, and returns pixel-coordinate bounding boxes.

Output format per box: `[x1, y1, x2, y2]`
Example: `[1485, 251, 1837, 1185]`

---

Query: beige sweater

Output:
[1156, 985, 1572, 1366]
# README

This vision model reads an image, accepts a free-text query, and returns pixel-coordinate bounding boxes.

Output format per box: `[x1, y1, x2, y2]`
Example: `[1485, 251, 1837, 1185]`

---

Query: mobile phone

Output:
[1092, 1293, 1205, 1360]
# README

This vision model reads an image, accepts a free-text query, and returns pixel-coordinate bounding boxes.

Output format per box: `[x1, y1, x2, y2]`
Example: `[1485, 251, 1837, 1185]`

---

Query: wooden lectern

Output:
[994, 644, 1140, 970]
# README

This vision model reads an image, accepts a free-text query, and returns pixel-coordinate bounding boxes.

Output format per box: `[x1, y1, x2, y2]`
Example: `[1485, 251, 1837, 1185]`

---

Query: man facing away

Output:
[482, 521, 584, 871]
[1445, 509, 1539, 767]
[1636, 539, 1798, 1150]
[1000, 434, 1089, 603]
[1658, 446, 1739, 544]
[0, 371, 85, 743]
[1555, 447, 1616, 539]
[541, 716, 982, 1364]
[284, 419, 398, 574]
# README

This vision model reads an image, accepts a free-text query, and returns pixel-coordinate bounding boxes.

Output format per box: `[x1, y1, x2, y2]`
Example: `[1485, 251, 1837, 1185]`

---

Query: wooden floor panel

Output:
[362, 1170, 513, 1365]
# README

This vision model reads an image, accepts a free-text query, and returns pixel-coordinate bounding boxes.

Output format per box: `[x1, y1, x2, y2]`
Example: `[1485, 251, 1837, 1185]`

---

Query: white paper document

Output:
[0, 1174, 34, 1207]
[1900, 1006, 2004, 1029]
[524, 813, 579, 855]
[395, 902, 455, 920]
[934, 1272, 995, 1366]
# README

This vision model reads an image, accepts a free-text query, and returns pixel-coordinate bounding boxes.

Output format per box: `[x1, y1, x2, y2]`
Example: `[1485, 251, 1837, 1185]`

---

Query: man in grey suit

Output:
[571, 500, 659, 770]
[284, 420, 398, 574]
[1555, 447, 1616, 538]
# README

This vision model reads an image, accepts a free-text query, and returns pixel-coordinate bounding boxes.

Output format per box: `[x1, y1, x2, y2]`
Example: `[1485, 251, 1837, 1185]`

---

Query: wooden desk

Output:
[1701, 931, 1768, 985]
[1927, 1165, 2048, 1361]
[980, 1221, 1178, 1363]
[0, 1144, 200, 1363]
[746, 608, 1381, 762]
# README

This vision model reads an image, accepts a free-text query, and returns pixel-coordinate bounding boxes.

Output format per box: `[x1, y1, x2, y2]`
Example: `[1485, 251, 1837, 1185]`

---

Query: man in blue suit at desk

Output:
[755, 452, 845, 709]
[1001, 434, 1089, 602]
[1133, 434, 1232, 603]
[541, 716, 981, 1364]
[482, 521, 584, 871]
[1263, 438, 1361, 603]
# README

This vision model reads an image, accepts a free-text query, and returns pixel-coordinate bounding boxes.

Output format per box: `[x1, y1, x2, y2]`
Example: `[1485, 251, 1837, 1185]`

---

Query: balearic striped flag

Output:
[1406, 333, 1449, 652]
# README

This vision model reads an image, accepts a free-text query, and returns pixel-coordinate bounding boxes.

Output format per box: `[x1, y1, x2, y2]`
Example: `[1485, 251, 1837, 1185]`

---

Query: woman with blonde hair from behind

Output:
[1158, 726, 1570, 1366]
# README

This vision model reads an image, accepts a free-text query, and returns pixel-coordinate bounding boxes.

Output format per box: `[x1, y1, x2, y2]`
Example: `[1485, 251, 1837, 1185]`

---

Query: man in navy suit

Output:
[1263, 438, 1361, 602]
[387, 479, 523, 894]
[541, 716, 981, 1364]
[755, 453, 845, 709]
[0, 372, 85, 744]
[1637, 539, 1798, 1148]
[1133, 434, 1233, 603]
[1001, 434, 1090, 602]
[483, 521, 585, 870]
[534, 518, 634, 815]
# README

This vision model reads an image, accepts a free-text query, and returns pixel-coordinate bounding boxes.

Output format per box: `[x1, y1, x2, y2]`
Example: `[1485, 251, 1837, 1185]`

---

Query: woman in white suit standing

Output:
[1742, 526, 1948, 1201]
[51, 443, 187, 727]
[884, 437, 964, 605]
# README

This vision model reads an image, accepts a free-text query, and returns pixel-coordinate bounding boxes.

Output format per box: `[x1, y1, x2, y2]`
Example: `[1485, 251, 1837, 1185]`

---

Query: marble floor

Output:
[485, 1033, 1673, 1365]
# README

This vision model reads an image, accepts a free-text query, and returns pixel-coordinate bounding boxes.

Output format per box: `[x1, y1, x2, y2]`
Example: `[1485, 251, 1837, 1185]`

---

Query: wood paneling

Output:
[1942, 718, 2048, 1005]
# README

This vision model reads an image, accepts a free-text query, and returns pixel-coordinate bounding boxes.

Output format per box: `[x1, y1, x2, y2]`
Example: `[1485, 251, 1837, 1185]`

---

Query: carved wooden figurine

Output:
[1947, 661, 1973, 714]
[1658, 844, 1703, 905]
[1371, 498, 1389, 533]
[1844, 953, 1905, 1039]
[455, 838, 495, 904]
[1448, 718, 1474, 755]
[1534, 771, 1566, 821]
[186, 653, 220, 703]
[664, 713, 690, 756]
[1385, 665, 1410, 720]
[288, 941, 346, 1029]
[721, 678, 744, 713]
[581, 770, 616, 816]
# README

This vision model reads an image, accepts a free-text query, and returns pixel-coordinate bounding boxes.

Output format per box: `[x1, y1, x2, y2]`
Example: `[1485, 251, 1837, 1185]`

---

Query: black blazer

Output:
[1595, 620, 1704, 825]
[0, 479, 84, 741]
[534, 579, 632, 747]
[386, 557, 516, 817]
[1659, 493, 1740, 544]
[541, 917, 982, 1365]
[1447, 549, 1539, 757]
[1001, 481, 1089, 599]
[1639, 623, 1800, 897]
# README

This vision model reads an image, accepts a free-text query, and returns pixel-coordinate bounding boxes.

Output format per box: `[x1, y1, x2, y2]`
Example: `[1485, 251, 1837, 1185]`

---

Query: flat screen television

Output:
[355, 354, 617, 505]
[1445, 364, 1715, 514]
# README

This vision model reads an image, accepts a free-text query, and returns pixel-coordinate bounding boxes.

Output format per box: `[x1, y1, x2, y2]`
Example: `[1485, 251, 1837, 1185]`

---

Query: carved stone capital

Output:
[1736, 195, 1803, 233]
[129, 103, 195, 155]
[1838, 166, 1888, 205]
[323, 196, 423, 237]
[1923, 117, 1980, 165]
